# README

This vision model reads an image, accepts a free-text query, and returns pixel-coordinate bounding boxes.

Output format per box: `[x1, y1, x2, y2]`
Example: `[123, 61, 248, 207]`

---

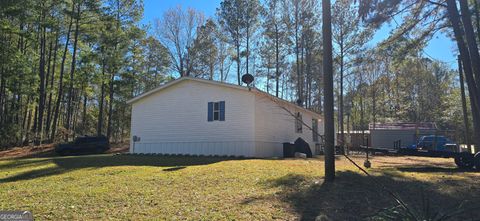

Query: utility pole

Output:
[458, 55, 471, 152]
[323, 0, 335, 182]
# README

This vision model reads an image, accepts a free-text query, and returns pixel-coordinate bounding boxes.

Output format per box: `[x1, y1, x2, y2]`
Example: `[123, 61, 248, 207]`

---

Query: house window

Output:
[213, 102, 220, 120]
[295, 112, 302, 133]
[208, 101, 225, 121]
[312, 119, 319, 142]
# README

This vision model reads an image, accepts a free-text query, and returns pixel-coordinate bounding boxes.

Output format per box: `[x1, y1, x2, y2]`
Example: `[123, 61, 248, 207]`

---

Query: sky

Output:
[141, 0, 458, 69]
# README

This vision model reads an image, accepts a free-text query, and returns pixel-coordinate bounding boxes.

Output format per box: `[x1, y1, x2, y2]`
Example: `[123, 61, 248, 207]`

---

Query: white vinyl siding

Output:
[129, 78, 324, 157]
[295, 112, 303, 133]
[130, 80, 255, 156]
[312, 119, 319, 142]
[253, 95, 323, 157]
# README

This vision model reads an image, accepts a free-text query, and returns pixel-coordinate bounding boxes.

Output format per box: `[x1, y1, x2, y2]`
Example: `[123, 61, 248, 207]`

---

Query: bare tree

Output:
[155, 6, 204, 77]
[190, 19, 218, 80]
[332, 0, 372, 147]
[262, 0, 290, 97]
[214, 22, 234, 82]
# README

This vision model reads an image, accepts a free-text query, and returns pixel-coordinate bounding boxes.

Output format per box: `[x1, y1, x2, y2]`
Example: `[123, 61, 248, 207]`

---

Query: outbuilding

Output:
[127, 77, 324, 157]
[369, 122, 437, 149]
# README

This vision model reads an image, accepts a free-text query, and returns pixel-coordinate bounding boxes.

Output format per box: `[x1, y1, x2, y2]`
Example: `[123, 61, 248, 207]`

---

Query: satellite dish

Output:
[241, 74, 254, 85]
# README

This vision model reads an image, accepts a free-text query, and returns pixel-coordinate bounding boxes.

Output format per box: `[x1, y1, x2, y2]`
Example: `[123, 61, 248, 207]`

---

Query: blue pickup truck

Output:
[411, 135, 458, 152]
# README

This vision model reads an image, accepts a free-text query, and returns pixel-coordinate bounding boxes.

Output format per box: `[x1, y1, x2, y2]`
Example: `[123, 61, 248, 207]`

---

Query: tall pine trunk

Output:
[66, 2, 81, 140]
[82, 91, 87, 134]
[446, 0, 480, 148]
[51, 3, 74, 141]
[107, 71, 114, 140]
[295, 16, 302, 103]
[458, 0, 480, 149]
[45, 31, 59, 139]
[339, 38, 344, 147]
[107, 0, 120, 141]
[35, 8, 47, 145]
[275, 24, 280, 97]
[460, 1, 480, 87]
[246, 17, 250, 76]
[458, 56, 471, 150]
[236, 38, 241, 85]
[97, 62, 106, 136]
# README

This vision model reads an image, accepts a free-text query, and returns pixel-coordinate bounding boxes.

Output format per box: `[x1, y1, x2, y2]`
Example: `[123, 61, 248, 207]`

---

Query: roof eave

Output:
[126, 77, 323, 119]
[252, 89, 323, 119]
[126, 77, 187, 104]
[126, 77, 249, 105]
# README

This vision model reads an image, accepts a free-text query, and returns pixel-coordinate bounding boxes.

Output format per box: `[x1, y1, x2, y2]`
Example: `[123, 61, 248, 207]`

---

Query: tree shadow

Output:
[398, 166, 478, 173]
[0, 158, 52, 170]
[162, 166, 187, 171]
[255, 171, 480, 220]
[0, 154, 243, 183]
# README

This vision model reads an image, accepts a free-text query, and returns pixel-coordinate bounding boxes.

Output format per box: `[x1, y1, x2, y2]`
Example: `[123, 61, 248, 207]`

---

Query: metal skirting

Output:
[131, 141, 297, 158]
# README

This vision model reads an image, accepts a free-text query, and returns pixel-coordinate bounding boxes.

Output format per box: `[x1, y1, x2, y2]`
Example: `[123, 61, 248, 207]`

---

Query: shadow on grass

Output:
[0, 154, 243, 183]
[254, 171, 480, 221]
[398, 166, 477, 173]
[0, 158, 52, 170]
[162, 166, 187, 171]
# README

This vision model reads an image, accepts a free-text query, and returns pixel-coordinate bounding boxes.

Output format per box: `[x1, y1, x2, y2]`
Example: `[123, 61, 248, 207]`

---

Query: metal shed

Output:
[369, 122, 437, 149]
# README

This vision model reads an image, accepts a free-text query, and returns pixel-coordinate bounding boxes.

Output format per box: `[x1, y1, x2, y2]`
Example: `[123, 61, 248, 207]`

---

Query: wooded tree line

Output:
[155, 0, 475, 144]
[0, 0, 172, 147]
[358, 0, 480, 148]
[0, 0, 477, 148]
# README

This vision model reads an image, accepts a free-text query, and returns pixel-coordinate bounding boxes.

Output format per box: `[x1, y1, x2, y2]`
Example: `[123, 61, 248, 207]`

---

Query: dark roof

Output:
[369, 122, 437, 130]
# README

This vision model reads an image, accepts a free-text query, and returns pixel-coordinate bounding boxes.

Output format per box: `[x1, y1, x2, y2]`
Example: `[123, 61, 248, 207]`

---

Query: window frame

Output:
[208, 101, 225, 122]
[213, 102, 220, 121]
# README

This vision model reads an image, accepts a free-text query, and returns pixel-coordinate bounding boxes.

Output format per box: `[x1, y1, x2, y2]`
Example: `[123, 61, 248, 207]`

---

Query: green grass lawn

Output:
[1, 154, 479, 220]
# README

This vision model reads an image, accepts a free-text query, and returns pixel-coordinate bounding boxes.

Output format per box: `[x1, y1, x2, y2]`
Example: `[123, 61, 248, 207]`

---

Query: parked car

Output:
[413, 135, 458, 152]
[55, 136, 109, 155]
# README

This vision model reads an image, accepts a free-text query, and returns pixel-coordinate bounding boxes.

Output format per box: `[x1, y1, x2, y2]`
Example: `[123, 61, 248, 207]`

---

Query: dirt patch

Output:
[0, 144, 56, 159]
[0, 142, 129, 160]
